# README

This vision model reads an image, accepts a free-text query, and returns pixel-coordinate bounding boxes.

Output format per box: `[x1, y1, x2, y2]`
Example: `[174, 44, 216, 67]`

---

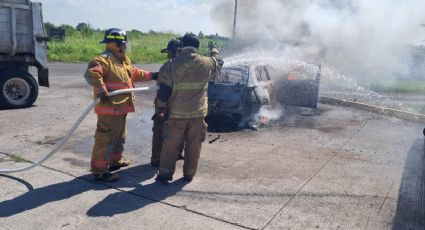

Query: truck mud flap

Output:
[37, 67, 49, 87]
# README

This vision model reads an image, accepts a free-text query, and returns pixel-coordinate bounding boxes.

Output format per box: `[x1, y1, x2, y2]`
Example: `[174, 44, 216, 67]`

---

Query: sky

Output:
[38, 0, 227, 35]
[37, 0, 425, 81]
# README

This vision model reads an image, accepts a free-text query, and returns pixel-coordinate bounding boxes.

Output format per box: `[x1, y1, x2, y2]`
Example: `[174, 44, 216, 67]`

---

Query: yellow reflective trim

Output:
[170, 108, 208, 118]
[159, 77, 172, 88]
[173, 82, 208, 91]
[106, 35, 125, 40]
[155, 99, 168, 108]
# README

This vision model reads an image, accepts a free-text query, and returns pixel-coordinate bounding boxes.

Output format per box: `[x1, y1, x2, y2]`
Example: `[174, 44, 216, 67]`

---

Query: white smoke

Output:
[255, 106, 283, 123]
[212, 0, 425, 85]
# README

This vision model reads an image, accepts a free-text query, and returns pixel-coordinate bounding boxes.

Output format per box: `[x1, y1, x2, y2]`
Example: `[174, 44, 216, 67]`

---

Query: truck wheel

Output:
[0, 70, 38, 109]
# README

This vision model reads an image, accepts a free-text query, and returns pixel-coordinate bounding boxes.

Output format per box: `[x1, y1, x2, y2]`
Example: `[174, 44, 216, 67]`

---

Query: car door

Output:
[249, 65, 270, 105]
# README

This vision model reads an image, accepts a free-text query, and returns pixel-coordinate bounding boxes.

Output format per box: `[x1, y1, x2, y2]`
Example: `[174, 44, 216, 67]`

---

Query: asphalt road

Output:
[0, 63, 424, 230]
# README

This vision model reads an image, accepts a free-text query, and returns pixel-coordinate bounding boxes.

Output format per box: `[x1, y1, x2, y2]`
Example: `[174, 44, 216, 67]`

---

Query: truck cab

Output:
[0, 0, 49, 109]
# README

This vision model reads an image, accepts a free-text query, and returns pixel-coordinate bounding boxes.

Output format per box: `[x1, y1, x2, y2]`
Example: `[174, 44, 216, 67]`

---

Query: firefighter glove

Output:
[152, 72, 159, 81]
[155, 106, 167, 118]
[98, 91, 111, 103]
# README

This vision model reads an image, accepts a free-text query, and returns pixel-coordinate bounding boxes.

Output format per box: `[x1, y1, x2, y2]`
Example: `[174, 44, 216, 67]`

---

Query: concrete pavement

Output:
[0, 63, 424, 229]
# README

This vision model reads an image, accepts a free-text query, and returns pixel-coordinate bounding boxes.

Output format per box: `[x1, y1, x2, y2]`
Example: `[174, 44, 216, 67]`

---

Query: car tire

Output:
[0, 70, 39, 109]
[308, 81, 320, 109]
[308, 95, 319, 109]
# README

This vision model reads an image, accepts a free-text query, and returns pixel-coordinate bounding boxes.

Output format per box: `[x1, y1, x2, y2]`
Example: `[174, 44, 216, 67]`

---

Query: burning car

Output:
[206, 62, 321, 127]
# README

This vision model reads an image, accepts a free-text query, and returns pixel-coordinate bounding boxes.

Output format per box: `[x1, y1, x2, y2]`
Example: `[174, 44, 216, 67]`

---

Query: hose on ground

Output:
[0, 87, 150, 174]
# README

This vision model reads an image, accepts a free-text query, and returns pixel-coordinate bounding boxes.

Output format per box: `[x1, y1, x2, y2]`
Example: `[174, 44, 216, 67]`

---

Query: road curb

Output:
[319, 96, 425, 123]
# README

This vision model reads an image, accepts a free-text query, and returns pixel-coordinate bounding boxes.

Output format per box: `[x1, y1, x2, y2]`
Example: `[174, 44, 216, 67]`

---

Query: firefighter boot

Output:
[94, 172, 120, 182]
[109, 158, 132, 171]
[155, 173, 172, 184]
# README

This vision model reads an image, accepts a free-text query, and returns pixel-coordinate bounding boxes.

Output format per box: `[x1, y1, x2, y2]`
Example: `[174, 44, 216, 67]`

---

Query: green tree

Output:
[198, 31, 204, 39]
[61, 24, 77, 36]
[76, 22, 89, 31]
[128, 29, 144, 39]
[44, 22, 56, 31]
[76, 22, 94, 36]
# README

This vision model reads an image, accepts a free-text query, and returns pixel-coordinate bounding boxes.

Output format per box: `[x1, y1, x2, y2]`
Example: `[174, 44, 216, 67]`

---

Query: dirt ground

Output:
[0, 63, 423, 230]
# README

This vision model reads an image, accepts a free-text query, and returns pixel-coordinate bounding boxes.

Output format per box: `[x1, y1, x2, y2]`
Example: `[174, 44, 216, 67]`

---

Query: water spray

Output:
[0, 87, 150, 174]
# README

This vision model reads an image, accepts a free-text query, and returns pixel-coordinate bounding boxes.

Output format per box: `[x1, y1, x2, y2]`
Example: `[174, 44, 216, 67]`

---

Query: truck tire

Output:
[0, 70, 39, 109]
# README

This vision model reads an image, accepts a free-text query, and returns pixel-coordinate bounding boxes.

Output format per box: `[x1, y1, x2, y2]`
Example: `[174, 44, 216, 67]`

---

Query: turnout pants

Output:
[151, 114, 184, 165]
[159, 118, 207, 179]
[91, 114, 127, 174]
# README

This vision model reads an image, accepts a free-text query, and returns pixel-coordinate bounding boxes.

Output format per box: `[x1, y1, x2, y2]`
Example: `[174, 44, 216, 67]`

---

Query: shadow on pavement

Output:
[0, 164, 156, 217]
[87, 178, 189, 217]
[393, 139, 425, 229]
[206, 119, 240, 133]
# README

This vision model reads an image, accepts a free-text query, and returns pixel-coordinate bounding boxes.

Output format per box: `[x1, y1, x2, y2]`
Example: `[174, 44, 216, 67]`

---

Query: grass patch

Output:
[48, 30, 229, 64]
[1, 151, 32, 163]
[370, 80, 425, 93]
[8, 154, 32, 163]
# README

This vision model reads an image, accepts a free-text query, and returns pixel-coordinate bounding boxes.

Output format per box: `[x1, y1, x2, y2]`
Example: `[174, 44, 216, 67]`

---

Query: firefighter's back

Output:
[169, 47, 214, 119]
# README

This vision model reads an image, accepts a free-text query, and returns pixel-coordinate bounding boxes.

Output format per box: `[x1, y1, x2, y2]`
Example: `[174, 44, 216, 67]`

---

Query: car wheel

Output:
[0, 70, 39, 109]
[307, 96, 319, 109]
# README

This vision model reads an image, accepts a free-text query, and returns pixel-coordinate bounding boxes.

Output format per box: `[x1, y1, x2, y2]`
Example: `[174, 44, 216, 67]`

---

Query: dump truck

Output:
[0, 0, 48, 109]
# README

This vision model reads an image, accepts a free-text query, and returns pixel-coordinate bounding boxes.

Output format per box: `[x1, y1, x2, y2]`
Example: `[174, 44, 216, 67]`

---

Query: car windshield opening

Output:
[214, 68, 248, 84]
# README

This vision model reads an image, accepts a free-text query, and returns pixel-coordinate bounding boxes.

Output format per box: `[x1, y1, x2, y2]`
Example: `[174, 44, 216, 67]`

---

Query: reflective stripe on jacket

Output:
[92, 81, 134, 94]
[86, 50, 152, 115]
[168, 47, 220, 119]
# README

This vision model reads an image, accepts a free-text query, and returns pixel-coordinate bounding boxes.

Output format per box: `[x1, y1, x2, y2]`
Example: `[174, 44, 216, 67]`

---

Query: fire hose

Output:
[0, 87, 150, 174]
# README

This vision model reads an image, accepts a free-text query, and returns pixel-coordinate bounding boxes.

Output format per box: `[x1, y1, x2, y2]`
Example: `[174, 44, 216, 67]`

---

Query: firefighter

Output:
[209, 46, 222, 81]
[156, 33, 223, 182]
[210, 47, 219, 56]
[85, 28, 156, 182]
[151, 39, 184, 167]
